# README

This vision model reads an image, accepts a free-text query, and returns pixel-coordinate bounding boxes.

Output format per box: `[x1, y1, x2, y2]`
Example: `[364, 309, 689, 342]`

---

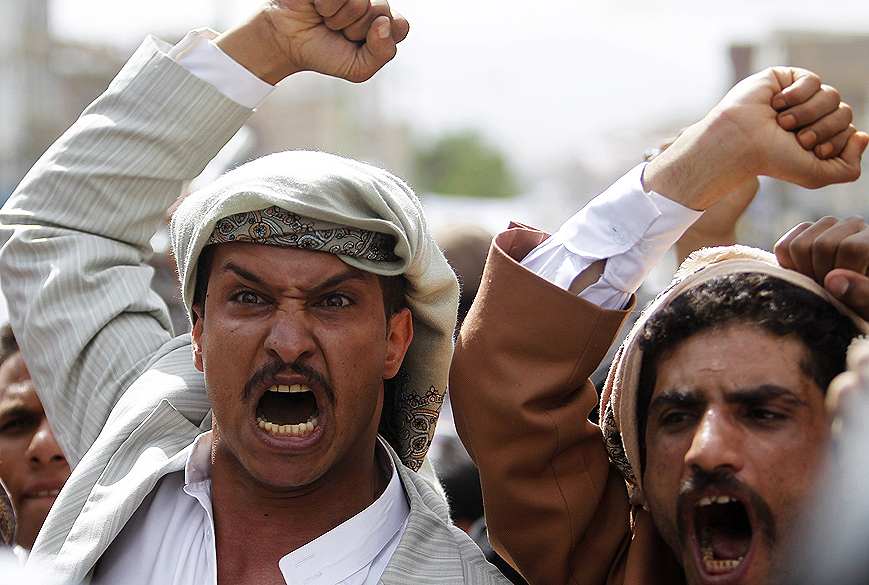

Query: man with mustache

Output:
[0, 1, 512, 583]
[449, 67, 869, 585]
[1, 1, 865, 584]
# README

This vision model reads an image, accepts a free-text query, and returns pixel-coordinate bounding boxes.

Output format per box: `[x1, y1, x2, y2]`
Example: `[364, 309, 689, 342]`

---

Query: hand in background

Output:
[775, 215, 869, 320]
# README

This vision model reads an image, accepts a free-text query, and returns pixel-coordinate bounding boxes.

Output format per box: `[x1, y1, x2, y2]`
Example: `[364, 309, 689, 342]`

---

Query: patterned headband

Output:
[208, 206, 398, 262]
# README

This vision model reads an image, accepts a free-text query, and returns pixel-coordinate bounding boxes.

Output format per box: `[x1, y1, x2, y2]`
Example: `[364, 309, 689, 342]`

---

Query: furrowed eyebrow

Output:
[217, 262, 266, 287]
[0, 406, 33, 419]
[648, 390, 704, 412]
[313, 271, 369, 293]
[217, 261, 368, 293]
[725, 385, 809, 406]
[648, 384, 810, 413]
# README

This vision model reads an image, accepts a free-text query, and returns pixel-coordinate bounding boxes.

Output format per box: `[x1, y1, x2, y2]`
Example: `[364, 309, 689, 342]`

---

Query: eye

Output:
[659, 410, 695, 428]
[746, 408, 785, 423]
[0, 415, 37, 436]
[232, 290, 267, 305]
[318, 293, 352, 308]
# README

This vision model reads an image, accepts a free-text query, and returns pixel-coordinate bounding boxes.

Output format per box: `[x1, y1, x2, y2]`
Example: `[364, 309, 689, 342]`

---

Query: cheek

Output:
[642, 433, 693, 514]
[0, 438, 30, 496]
[760, 430, 829, 511]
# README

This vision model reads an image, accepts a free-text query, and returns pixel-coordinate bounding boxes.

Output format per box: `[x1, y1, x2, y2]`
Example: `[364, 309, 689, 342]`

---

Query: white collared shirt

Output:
[95, 433, 409, 585]
[521, 163, 702, 309]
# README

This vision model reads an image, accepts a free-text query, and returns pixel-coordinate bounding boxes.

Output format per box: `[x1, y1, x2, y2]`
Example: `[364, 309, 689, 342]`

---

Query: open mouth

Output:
[24, 489, 62, 499]
[256, 384, 320, 438]
[694, 494, 753, 576]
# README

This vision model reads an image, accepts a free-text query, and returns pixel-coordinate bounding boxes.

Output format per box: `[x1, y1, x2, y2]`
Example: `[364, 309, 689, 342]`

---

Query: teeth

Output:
[705, 558, 742, 573]
[257, 412, 319, 437]
[700, 525, 744, 574]
[697, 495, 736, 507]
[268, 384, 310, 394]
[31, 489, 61, 498]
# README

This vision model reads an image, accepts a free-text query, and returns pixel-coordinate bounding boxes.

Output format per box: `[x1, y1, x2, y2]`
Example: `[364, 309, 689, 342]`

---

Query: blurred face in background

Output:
[0, 351, 70, 549]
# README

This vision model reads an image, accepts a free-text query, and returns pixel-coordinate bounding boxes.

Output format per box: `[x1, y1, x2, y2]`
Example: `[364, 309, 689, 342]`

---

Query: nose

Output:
[263, 312, 317, 364]
[27, 419, 67, 468]
[683, 410, 745, 474]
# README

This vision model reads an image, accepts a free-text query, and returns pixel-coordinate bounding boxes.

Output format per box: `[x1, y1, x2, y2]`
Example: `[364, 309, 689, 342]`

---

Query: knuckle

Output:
[841, 103, 854, 123]
[814, 236, 839, 257]
[788, 235, 812, 257]
[821, 84, 841, 102]
[837, 238, 867, 263]
[844, 215, 868, 229]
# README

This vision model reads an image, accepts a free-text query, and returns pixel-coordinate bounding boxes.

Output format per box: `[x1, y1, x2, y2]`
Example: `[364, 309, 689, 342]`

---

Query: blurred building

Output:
[0, 0, 414, 203]
[244, 70, 415, 181]
[0, 0, 125, 201]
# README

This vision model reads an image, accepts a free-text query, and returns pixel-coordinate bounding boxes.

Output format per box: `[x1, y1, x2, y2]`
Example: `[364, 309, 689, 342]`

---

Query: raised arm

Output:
[644, 67, 865, 211]
[0, 0, 407, 467]
[450, 66, 866, 585]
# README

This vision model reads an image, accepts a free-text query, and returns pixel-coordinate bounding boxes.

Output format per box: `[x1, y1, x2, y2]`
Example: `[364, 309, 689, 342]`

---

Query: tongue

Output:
[711, 529, 750, 560]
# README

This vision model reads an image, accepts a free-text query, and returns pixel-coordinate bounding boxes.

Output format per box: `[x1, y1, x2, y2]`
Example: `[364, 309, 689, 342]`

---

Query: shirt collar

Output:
[278, 438, 409, 584]
[180, 432, 410, 584]
[184, 430, 214, 488]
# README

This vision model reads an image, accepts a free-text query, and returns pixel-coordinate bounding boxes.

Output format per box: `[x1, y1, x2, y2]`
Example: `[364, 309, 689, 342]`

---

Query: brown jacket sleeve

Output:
[450, 226, 636, 585]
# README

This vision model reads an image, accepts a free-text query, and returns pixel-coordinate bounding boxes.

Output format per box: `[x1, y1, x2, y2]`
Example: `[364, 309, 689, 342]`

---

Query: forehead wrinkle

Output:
[216, 259, 372, 296]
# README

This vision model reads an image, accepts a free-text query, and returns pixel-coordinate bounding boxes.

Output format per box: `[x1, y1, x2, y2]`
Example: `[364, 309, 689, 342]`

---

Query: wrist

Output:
[214, 10, 300, 85]
[643, 112, 752, 211]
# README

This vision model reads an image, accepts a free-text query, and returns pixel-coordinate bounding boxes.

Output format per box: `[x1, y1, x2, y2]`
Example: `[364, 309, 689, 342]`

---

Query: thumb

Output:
[348, 15, 399, 82]
[840, 131, 869, 168]
[825, 268, 869, 321]
[803, 130, 868, 189]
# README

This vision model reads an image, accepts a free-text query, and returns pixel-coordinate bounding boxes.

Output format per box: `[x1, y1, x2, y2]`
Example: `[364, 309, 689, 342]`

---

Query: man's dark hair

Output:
[0, 324, 19, 368]
[635, 272, 863, 463]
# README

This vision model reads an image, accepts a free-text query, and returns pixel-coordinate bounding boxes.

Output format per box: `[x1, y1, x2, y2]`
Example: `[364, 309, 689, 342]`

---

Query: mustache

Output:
[241, 360, 335, 404]
[677, 469, 777, 550]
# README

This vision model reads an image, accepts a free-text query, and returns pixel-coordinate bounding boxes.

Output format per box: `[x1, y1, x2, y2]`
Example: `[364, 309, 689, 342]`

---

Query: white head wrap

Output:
[600, 245, 869, 505]
[170, 151, 460, 470]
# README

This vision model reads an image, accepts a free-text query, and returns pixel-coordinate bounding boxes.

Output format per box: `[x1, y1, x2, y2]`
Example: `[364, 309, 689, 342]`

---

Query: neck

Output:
[210, 443, 389, 583]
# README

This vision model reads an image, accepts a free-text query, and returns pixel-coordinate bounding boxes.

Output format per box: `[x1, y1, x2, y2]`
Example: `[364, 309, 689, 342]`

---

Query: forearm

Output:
[641, 110, 747, 211]
[3, 38, 251, 250]
[0, 37, 251, 464]
[451, 227, 633, 585]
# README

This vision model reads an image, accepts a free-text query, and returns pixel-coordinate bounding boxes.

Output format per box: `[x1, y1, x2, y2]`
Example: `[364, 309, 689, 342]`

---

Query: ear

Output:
[191, 303, 204, 372]
[383, 308, 413, 380]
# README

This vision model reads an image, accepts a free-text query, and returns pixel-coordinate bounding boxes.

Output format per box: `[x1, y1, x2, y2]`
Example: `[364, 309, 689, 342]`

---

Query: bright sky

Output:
[49, 0, 869, 178]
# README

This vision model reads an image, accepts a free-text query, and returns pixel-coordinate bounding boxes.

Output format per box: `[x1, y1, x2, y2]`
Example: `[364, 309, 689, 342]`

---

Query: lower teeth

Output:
[701, 541, 742, 573]
[257, 413, 319, 437]
[705, 558, 742, 573]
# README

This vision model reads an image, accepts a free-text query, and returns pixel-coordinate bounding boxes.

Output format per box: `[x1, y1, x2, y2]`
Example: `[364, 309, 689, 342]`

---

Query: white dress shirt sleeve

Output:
[520, 163, 702, 310]
[168, 28, 274, 109]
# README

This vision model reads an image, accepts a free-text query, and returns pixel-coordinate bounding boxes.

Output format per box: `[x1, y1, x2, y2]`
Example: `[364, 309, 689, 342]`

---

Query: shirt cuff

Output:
[520, 163, 702, 309]
[169, 28, 274, 109]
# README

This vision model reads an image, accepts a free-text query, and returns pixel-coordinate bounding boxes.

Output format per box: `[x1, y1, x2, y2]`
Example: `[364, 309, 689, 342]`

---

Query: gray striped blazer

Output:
[0, 36, 510, 585]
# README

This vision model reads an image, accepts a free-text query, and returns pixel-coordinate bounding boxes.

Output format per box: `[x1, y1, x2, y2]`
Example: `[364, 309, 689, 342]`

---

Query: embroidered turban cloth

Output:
[171, 151, 459, 471]
[0, 478, 13, 546]
[599, 244, 869, 505]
